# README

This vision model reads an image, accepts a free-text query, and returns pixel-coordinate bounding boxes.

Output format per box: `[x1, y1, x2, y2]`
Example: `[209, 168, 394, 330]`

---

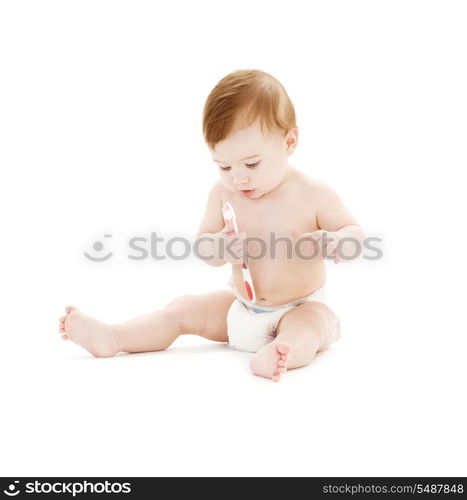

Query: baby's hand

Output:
[214, 220, 247, 265]
[300, 230, 341, 263]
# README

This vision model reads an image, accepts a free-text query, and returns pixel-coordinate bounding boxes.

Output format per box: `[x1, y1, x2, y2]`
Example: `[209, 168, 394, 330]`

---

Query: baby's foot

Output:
[58, 306, 120, 357]
[249, 341, 290, 382]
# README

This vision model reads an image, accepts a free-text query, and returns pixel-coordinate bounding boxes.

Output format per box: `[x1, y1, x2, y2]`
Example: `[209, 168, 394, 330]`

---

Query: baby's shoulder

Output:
[290, 169, 333, 198]
[206, 180, 224, 200]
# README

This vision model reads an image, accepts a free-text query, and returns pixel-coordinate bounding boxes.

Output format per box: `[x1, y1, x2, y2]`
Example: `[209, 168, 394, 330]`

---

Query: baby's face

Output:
[210, 120, 297, 199]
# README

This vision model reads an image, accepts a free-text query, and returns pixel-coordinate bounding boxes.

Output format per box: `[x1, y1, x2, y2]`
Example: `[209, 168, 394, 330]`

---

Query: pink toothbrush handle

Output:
[222, 203, 256, 303]
[241, 262, 256, 303]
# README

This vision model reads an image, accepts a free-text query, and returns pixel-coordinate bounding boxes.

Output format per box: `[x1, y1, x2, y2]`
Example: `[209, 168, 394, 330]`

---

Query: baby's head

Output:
[202, 69, 298, 199]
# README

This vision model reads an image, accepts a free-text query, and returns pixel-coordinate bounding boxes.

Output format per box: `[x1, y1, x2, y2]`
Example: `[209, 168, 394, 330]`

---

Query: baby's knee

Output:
[164, 294, 199, 313]
[163, 295, 205, 335]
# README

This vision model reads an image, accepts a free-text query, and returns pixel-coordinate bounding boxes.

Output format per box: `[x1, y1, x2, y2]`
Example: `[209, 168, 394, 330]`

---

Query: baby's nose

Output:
[232, 174, 250, 185]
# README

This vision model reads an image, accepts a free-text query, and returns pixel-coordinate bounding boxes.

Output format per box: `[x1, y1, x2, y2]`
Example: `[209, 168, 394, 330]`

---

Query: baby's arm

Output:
[313, 183, 364, 261]
[195, 182, 227, 267]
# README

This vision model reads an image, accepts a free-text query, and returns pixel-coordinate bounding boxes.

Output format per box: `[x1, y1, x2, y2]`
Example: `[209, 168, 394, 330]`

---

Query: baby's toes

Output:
[59, 322, 68, 339]
[278, 359, 287, 367]
[272, 364, 287, 381]
[65, 305, 76, 314]
[276, 341, 290, 356]
[277, 360, 287, 372]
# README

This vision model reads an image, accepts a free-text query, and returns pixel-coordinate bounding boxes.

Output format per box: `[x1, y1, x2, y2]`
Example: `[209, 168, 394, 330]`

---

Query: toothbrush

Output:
[222, 202, 257, 303]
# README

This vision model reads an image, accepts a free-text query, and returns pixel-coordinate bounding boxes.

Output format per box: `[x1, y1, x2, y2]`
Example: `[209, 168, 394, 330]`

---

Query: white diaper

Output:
[226, 278, 329, 353]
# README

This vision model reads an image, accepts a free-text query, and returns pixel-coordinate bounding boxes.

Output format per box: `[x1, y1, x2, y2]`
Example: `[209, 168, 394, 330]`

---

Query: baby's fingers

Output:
[224, 242, 245, 263]
[311, 231, 329, 258]
[309, 230, 326, 241]
[324, 238, 338, 259]
[220, 219, 235, 234]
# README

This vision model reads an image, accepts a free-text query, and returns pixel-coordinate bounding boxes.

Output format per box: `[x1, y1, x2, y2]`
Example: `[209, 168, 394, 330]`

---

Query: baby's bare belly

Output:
[231, 252, 326, 306]
[223, 173, 326, 306]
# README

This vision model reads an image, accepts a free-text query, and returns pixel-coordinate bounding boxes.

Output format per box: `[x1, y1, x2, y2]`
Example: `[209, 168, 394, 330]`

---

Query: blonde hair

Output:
[202, 69, 297, 149]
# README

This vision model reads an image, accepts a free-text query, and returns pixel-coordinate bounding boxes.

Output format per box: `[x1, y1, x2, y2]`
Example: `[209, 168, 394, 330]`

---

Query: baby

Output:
[58, 69, 364, 382]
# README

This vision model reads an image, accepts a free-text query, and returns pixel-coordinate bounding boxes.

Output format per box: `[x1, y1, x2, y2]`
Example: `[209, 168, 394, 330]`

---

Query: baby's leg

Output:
[249, 302, 339, 381]
[58, 290, 236, 357]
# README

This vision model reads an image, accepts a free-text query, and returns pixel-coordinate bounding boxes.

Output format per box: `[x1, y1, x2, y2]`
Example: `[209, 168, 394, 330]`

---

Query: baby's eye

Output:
[245, 161, 260, 168]
[218, 161, 260, 171]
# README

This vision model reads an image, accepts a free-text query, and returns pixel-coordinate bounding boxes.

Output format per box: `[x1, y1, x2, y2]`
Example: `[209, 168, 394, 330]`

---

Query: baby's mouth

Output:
[240, 189, 256, 197]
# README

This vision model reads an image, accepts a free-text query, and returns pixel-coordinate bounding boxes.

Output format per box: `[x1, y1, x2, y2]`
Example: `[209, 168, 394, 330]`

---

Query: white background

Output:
[1, 0, 466, 477]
